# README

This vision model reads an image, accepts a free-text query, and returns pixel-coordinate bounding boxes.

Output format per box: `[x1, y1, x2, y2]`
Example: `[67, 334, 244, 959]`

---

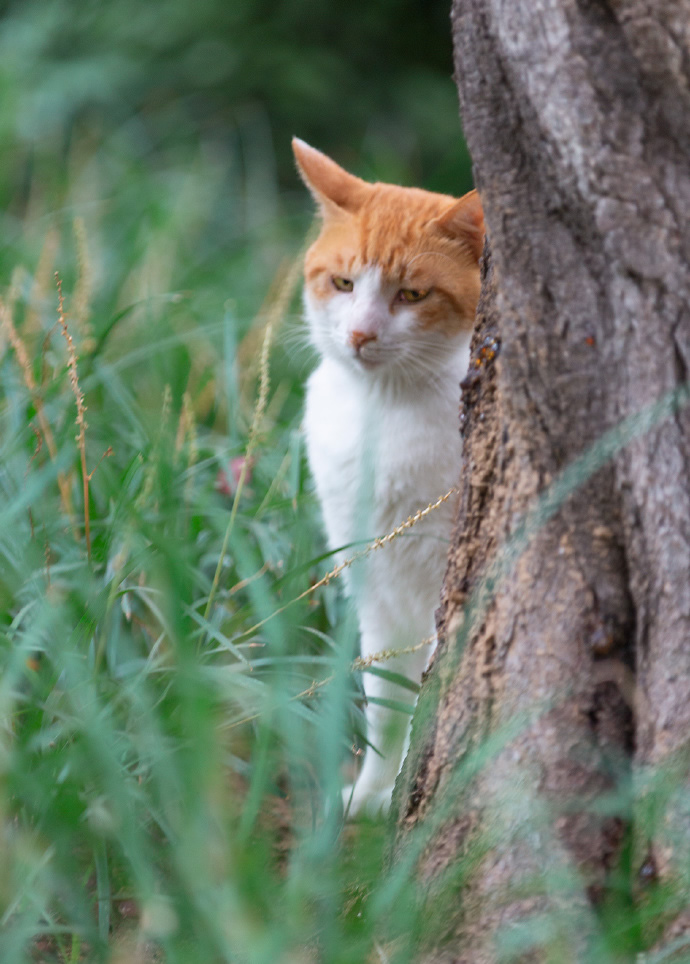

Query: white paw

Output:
[342, 782, 392, 819]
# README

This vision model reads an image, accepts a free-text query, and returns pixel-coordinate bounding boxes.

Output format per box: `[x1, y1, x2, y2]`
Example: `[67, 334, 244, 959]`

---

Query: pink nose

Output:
[350, 330, 377, 353]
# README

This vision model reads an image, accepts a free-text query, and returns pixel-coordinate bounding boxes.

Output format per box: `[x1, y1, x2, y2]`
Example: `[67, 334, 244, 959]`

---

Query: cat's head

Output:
[293, 138, 484, 379]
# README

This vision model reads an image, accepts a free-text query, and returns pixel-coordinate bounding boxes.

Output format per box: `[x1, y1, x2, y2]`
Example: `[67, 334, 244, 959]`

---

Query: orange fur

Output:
[293, 138, 484, 338]
[293, 139, 485, 814]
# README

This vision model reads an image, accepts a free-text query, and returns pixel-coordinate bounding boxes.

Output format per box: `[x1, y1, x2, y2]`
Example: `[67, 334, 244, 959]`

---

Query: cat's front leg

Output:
[343, 621, 432, 818]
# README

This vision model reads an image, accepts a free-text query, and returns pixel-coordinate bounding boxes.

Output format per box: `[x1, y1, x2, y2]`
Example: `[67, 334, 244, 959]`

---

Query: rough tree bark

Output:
[391, 2, 690, 961]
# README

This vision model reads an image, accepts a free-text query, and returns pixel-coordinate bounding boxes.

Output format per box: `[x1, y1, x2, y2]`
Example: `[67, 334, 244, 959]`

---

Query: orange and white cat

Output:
[293, 138, 484, 816]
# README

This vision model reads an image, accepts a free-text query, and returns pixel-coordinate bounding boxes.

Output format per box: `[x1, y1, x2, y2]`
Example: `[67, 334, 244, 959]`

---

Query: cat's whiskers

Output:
[293, 137, 484, 816]
[280, 325, 318, 366]
[377, 355, 446, 396]
[281, 319, 311, 344]
[397, 337, 460, 379]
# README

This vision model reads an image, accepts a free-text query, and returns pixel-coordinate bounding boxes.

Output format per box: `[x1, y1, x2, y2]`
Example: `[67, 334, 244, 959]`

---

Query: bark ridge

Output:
[391, 3, 690, 960]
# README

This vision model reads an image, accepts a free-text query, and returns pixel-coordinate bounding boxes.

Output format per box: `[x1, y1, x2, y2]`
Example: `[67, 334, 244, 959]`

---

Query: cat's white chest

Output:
[304, 360, 368, 553]
[303, 347, 469, 558]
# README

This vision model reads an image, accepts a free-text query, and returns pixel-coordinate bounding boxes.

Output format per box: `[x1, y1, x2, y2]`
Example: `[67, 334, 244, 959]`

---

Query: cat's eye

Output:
[332, 276, 354, 292]
[397, 288, 430, 303]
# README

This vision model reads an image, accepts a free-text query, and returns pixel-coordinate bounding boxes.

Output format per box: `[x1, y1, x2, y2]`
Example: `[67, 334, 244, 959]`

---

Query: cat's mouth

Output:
[354, 353, 384, 371]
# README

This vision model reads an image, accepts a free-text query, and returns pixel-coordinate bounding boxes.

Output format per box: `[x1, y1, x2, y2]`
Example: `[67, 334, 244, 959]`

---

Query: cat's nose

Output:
[350, 330, 377, 354]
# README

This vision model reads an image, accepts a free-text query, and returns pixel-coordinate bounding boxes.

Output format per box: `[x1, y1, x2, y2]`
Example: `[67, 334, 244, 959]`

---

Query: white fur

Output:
[303, 269, 471, 816]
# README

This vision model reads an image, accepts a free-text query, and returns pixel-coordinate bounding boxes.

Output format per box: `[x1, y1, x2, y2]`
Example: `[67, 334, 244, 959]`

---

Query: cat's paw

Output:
[342, 783, 392, 819]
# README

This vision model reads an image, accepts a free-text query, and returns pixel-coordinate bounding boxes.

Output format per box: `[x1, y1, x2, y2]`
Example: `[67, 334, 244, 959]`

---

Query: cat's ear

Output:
[292, 138, 370, 216]
[431, 189, 485, 261]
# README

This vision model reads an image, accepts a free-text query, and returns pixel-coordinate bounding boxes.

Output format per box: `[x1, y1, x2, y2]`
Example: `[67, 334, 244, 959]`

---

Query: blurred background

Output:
[0, 0, 473, 323]
[0, 3, 662, 962]
[0, 2, 475, 960]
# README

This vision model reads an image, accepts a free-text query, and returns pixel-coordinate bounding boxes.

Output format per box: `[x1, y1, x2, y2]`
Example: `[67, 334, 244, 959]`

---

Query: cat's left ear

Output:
[292, 137, 371, 217]
[431, 189, 485, 261]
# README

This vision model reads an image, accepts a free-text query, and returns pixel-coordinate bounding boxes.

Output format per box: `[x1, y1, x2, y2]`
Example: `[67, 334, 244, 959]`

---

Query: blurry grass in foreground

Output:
[0, 137, 686, 964]
[0, 168, 438, 961]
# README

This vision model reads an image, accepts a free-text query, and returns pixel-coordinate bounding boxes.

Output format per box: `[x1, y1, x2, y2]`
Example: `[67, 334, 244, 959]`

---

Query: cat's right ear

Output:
[292, 138, 370, 216]
[431, 190, 485, 262]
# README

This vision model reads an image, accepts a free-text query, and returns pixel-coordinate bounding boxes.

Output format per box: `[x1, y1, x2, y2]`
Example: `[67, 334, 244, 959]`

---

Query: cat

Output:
[293, 138, 484, 816]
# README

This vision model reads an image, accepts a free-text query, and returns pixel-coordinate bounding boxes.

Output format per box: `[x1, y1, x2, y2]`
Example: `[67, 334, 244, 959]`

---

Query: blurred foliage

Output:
[0, 3, 667, 962]
[0, 0, 473, 197]
[0, 2, 478, 960]
[0, 0, 474, 410]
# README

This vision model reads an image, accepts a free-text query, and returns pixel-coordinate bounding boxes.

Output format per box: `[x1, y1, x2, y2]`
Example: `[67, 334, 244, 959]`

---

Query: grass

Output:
[0, 118, 688, 964]
[0, 127, 453, 963]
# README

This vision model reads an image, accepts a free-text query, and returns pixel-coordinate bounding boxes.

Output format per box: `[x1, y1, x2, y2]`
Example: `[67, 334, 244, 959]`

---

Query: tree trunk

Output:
[391, 2, 690, 960]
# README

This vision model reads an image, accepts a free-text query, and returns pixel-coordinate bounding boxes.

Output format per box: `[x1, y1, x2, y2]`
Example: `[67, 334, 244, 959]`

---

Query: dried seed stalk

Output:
[238, 485, 458, 639]
[56, 273, 91, 559]
[205, 253, 303, 621]
[225, 631, 438, 732]
[0, 295, 76, 523]
[24, 228, 59, 342]
[174, 391, 197, 506]
[73, 217, 95, 352]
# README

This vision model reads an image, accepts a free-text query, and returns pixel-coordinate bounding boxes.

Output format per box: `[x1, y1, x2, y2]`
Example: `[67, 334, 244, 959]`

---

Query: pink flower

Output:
[215, 455, 254, 496]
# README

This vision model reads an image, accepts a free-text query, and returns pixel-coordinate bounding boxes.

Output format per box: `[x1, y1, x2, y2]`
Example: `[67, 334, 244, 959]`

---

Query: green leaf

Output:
[361, 665, 420, 694]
